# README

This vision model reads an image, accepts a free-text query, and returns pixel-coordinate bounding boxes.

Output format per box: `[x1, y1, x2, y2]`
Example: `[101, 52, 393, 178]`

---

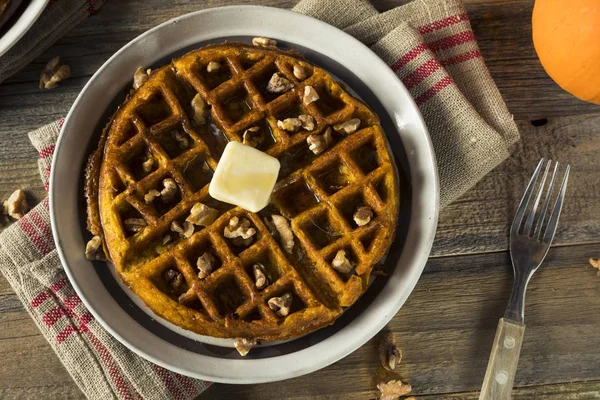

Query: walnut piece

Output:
[379, 333, 402, 372]
[298, 114, 315, 131]
[303, 85, 319, 104]
[307, 127, 333, 155]
[268, 292, 293, 317]
[162, 235, 172, 245]
[85, 236, 105, 261]
[277, 117, 302, 132]
[164, 268, 184, 292]
[173, 130, 189, 150]
[354, 206, 373, 226]
[171, 220, 194, 238]
[186, 202, 219, 227]
[252, 37, 277, 48]
[266, 72, 294, 94]
[144, 189, 161, 204]
[4, 189, 29, 219]
[142, 150, 154, 174]
[589, 258, 600, 276]
[333, 118, 361, 135]
[206, 61, 221, 73]
[242, 126, 263, 148]
[293, 65, 309, 81]
[40, 56, 71, 90]
[234, 338, 257, 356]
[377, 379, 412, 400]
[124, 218, 147, 233]
[191, 94, 208, 125]
[197, 252, 216, 279]
[224, 216, 256, 247]
[252, 263, 268, 289]
[271, 215, 294, 253]
[160, 178, 178, 203]
[331, 249, 354, 274]
[132, 67, 149, 90]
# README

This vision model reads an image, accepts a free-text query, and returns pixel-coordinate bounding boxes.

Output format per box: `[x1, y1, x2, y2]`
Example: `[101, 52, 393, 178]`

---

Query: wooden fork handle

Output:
[479, 318, 525, 400]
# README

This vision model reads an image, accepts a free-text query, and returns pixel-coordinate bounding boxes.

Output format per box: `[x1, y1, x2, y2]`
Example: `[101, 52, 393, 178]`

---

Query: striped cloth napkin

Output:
[0, 0, 518, 398]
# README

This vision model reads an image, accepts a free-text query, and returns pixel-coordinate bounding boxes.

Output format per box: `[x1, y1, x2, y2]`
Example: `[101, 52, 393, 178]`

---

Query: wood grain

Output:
[432, 113, 600, 256]
[1, 0, 600, 398]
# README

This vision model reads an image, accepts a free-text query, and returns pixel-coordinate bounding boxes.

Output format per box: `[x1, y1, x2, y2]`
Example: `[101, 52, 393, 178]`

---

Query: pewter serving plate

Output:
[50, 5, 439, 384]
[0, 0, 49, 57]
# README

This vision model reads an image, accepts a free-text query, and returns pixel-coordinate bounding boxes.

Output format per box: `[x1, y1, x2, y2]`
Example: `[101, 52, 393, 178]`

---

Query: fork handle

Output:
[479, 318, 525, 400]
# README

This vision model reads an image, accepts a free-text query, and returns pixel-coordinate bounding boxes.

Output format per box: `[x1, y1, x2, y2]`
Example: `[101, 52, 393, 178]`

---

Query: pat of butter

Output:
[209, 141, 280, 213]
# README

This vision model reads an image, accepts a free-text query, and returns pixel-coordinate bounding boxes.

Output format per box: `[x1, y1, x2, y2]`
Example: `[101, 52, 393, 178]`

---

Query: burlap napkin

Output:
[0, 0, 518, 398]
[0, 121, 212, 398]
[0, 0, 106, 84]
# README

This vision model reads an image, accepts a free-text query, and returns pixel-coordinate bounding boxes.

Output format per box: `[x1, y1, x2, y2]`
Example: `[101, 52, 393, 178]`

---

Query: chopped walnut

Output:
[331, 249, 354, 274]
[40, 56, 71, 90]
[224, 216, 256, 247]
[353, 206, 373, 226]
[171, 220, 194, 238]
[124, 218, 147, 233]
[191, 94, 208, 125]
[303, 85, 319, 104]
[589, 258, 600, 276]
[132, 67, 149, 90]
[164, 269, 184, 292]
[293, 65, 309, 81]
[298, 114, 315, 131]
[162, 235, 172, 245]
[234, 338, 257, 356]
[144, 189, 161, 203]
[271, 215, 294, 253]
[252, 37, 277, 48]
[377, 379, 412, 400]
[333, 118, 361, 135]
[197, 252, 216, 279]
[142, 150, 154, 174]
[268, 292, 292, 317]
[206, 61, 221, 73]
[266, 72, 294, 94]
[85, 236, 105, 261]
[277, 117, 302, 132]
[186, 203, 219, 227]
[173, 130, 189, 150]
[4, 189, 29, 219]
[252, 263, 268, 290]
[242, 126, 263, 147]
[307, 127, 333, 155]
[160, 178, 178, 203]
[379, 333, 402, 372]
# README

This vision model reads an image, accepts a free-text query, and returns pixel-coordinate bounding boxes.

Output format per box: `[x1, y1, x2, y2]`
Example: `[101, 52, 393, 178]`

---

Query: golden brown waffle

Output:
[85, 42, 400, 342]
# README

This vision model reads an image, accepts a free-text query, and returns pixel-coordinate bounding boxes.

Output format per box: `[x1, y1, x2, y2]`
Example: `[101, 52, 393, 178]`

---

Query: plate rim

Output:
[0, 0, 50, 57]
[50, 5, 440, 383]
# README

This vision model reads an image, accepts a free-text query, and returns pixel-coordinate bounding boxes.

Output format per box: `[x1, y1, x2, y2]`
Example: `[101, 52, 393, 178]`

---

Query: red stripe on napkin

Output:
[414, 76, 453, 106]
[418, 13, 469, 34]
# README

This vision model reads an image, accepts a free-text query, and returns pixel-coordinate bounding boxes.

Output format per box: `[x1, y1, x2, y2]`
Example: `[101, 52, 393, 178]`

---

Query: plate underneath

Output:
[51, 6, 438, 383]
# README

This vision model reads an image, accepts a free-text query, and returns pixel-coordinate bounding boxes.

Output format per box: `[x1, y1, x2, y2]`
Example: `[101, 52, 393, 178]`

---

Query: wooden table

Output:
[1, 0, 599, 398]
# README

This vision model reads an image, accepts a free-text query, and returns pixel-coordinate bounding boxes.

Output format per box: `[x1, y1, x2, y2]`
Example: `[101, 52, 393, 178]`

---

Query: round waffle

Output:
[85, 42, 400, 343]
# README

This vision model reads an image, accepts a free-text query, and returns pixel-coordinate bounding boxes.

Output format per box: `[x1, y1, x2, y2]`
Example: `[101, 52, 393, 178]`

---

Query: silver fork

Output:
[479, 159, 570, 400]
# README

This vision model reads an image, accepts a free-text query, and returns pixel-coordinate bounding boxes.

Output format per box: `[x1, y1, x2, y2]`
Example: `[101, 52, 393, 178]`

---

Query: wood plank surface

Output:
[1, 0, 599, 398]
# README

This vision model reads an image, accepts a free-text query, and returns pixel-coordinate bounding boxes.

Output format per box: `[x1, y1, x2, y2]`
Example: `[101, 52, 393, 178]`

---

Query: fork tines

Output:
[511, 158, 570, 243]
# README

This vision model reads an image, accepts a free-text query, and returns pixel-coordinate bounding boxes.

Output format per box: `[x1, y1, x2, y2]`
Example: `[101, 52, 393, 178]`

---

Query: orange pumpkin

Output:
[532, 0, 600, 104]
